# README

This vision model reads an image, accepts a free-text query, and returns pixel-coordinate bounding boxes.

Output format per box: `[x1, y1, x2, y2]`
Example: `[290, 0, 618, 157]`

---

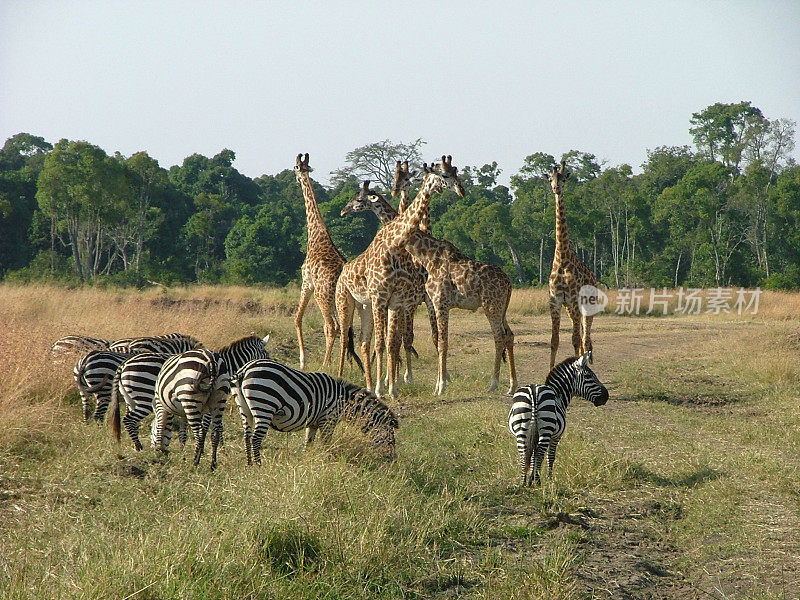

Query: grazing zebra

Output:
[232, 359, 399, 465]
[127, 335, 203, 354]
[508, 352, 608, 486]
[51, 335, 110, 360]
[73, 350, 132, 422]
[109, 333, 199, 353]
[109, 334, 269, 452]
[152, 348, 229, 469]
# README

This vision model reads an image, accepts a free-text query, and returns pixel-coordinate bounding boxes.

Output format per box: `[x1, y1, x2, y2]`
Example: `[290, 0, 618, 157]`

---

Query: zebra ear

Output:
[576, 352, 591, 369]
[262, 334, 270, 346]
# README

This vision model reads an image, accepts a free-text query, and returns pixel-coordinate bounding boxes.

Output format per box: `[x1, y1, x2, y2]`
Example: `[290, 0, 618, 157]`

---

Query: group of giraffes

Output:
[292, 154, 596, 399]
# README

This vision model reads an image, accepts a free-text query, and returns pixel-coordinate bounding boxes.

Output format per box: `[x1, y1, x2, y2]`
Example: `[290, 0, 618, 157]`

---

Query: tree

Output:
[36, 140, 135, 281]
[689, 101, 766, 173]
[330, 139, 426, 190]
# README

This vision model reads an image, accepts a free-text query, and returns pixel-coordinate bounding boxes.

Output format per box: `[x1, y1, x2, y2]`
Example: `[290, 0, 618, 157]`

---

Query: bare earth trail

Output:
[411, 311, 800, 599]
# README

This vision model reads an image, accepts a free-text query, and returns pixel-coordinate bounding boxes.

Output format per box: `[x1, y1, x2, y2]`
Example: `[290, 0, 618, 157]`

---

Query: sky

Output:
[1, 1, 799, 188]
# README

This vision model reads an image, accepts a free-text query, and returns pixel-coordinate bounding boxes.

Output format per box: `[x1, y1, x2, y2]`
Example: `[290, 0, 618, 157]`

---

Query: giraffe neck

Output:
[372, 195, 398, 224]
[390, 174, 438, 246]
[398, 187, 431, 233]
[296, 171, 328, 243]
[554, 190, 571, 259]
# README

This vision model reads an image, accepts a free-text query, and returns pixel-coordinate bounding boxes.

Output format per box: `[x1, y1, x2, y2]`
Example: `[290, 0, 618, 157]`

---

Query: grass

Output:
[1, 283, 799, 599]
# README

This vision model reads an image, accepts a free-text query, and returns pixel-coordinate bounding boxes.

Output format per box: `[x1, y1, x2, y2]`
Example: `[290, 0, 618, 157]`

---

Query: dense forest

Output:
[1, 101, 798, 289]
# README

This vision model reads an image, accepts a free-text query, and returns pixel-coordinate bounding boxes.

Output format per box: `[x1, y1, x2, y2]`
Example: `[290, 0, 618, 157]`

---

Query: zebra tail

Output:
[79, 373, 111, 394]
[109, 370, 122, 443]
[346, 327, 365, 373]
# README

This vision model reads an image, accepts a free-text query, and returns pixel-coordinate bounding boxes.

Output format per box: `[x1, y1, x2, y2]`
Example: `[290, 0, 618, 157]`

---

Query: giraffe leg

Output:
[358, 303, 374, 392]
[372, 301, 389, 398]
[504, 318, 517, 395]
[336, 281, 355, 379]
[434, 304, 450, 396]
[386, 308, 403, 398]
[423, 292, 438, 352]
[294, 282, 313, 370]
[582, 313, 594, 360]
[314, 281, 340, 369]
[403, 306, 415, 384]
[549, 295, 562, 370]
[566, 305, 582, 356]
[487, 310, 504, 394]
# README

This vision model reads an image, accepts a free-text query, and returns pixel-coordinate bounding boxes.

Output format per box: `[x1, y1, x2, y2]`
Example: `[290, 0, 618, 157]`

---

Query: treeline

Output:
[1, 101, 798, 289]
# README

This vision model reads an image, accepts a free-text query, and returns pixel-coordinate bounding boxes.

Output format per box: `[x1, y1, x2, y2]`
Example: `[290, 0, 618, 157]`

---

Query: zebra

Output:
[73, 350, 133, 422]
[51, 335, 110, 360]
[507, 351, 608, 486]
[109, 334, 269, 452]
[152, 348, 229, 469]
[127, 335, 203, 354]
[109, 333, 199, 353]
[232, 359, 399, 465]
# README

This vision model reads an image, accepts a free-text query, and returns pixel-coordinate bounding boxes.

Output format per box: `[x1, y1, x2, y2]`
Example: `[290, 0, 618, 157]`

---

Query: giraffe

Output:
[385, 157, 517, 396]
[336, 181, 434, 397]
[339, 180, 437, 390]
[547, 160, 597, 369]
[293, 153, 345, 370]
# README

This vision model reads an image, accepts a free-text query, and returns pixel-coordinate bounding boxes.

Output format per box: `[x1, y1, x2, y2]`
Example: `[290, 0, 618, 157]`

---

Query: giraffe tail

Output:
[409, 345, 419, 359]
[346, 327, 365, 373]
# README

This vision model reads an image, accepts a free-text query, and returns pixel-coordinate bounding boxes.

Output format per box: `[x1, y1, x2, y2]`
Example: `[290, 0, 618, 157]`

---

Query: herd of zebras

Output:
[55, 332, 398, 470]
[53, 327, 608, 484]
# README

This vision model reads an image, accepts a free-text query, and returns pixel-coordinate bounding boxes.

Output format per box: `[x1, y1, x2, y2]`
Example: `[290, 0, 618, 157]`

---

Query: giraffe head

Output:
[341, 180, 396, 222]
[341, 180, 375, 216]
[548, 160, 570, 195]
[293, 153, 311, 176]
[422, 155, 466, 198]
[392, 160, 417, 198]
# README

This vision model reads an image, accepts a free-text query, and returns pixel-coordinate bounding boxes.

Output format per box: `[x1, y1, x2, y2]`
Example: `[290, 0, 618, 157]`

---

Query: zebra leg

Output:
[209, 410, 224, 471]
[304, 425, 318, 449]
[184, 404, 207, 467]
[233, 385, 254, 466]
[251, 408, 278, 465]
[531, 436, 550, 486]
[547, 436, 561, 476]
[122, 408, 145, 452]
[92, 390, 112, 421]
[152, 398, 168, 453]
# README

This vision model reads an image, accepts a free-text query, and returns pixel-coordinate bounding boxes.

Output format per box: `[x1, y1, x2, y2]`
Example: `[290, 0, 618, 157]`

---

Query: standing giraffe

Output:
[339, 181, 437, 391]
[388, 157, 517, 396]
[294, 153, 345, 370]
[548, 160, 597, 369]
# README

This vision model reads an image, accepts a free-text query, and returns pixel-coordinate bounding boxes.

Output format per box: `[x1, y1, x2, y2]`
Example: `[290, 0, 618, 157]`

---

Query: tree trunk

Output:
[505, 239, 525, 284]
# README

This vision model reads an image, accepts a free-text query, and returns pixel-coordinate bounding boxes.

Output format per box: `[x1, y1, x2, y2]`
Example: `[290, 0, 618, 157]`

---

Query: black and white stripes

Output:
[508, 351, 608, 486]
[110, 335, 270, 453]
[73, 350, 132, 422]
[232, 359, 399, 465]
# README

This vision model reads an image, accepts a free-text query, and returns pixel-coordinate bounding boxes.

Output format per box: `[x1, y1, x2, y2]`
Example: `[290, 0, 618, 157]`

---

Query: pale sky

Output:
[2, 1, 799, 187]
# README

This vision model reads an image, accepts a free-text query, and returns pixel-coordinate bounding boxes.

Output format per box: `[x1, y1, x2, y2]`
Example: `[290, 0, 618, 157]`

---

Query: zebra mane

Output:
[217, 334, 264, 354]
[545, 356, 579, 385]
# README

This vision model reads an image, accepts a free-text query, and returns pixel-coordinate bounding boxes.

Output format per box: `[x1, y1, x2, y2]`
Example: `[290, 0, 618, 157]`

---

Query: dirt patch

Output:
[575, 501, 695, 600]
[628, 392, 739, 407]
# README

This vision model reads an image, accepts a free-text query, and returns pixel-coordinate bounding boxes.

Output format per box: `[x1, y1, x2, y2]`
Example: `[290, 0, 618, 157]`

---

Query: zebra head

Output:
[343, 384, 399, 459]
[573, 351, 608, 407]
